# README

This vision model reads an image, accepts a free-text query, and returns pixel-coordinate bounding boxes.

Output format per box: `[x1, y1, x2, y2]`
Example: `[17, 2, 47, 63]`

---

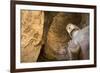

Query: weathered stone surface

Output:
[80, 13, 89, 28]
[21, 10, 44, 62]
[20, 11, 89, 62]
[42, 12, 58, 44]
[44, 12, 82, 60]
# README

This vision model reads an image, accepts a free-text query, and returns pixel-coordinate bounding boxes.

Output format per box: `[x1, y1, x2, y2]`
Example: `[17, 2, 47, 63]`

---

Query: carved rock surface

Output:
[20, 11, 89, 62]
[44, 12, 82, 60]
[21, 10, 44, 62]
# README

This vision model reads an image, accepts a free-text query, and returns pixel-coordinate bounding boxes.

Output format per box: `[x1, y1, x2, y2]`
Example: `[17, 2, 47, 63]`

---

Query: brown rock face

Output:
[44, 12, 82, 60]
[21, 10, 44, 62]
[20, 10, 89, 62]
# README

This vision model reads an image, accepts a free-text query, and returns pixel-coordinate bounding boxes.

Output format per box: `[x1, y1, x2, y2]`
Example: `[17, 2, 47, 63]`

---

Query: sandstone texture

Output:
[21, 10, 44, 62]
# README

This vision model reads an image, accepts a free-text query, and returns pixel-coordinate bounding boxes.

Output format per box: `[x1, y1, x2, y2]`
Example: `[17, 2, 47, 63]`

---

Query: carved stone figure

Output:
[66, 23, 89, 60]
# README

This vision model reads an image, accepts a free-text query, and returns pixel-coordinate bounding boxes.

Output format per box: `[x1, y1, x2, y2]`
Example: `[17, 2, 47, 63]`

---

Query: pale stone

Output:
[21, 10, 44, 62]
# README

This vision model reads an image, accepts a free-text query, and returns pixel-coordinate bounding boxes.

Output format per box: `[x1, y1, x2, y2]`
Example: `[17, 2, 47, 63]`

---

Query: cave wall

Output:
[43, 12, 85, 60]
[20, 10, 89, 62]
